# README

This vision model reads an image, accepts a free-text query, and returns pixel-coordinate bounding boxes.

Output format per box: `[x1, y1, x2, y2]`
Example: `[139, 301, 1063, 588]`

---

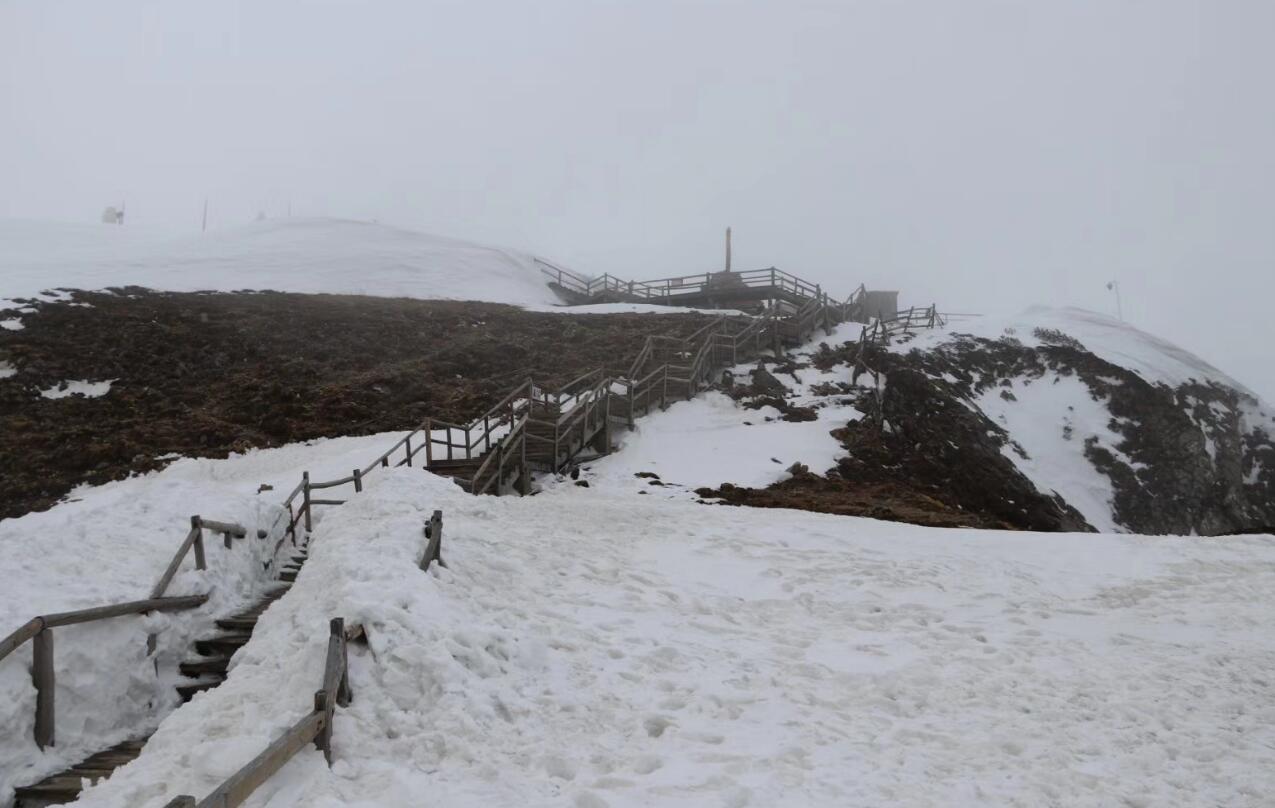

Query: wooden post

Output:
[552, 421, 560, 474]
[33, 626, 54, 748]
[424, 419, 433, 466]
[191, 516, 206, 571]
[446, 427, 453, 461]
[302, 472, 312, 532]
[519, 427, 529, 495]
[497, 438, 506, 488]
[333, 618, 351, 707]
[421, 510, 444, 571]
[484, 415, 491, 453]
[352, 469, 362, 494]
[313, 689, 331, 764]
[661, 366, 668, 409]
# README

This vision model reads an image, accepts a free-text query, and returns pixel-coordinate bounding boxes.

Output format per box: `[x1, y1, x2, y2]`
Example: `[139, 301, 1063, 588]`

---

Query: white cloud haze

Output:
[2, 0, 1273, 398]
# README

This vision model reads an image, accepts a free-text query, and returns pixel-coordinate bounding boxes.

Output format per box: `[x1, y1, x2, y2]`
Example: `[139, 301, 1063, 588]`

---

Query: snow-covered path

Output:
[72, 472, 1275, 808]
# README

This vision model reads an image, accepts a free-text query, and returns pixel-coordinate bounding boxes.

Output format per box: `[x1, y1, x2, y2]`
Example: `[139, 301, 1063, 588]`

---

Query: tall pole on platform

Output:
[1107, 280, 1124, 321]
[725, 227, 732, 272]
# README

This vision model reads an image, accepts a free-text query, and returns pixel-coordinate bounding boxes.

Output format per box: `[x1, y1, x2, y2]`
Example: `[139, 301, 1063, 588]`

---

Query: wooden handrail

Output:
[166, 617, 353, 808]
[2, 593, 210, 749]
[0, 592, 210, 665]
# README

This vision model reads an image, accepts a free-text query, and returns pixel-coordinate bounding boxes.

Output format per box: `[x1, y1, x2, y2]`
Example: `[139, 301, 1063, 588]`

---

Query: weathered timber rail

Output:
[534, 259, 868, 318]
[163, 616, 356, 808]
[158, 515, 448, 807]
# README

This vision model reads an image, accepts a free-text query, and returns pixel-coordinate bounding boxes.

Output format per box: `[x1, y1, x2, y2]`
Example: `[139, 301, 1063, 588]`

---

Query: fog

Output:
[3, 1, 1273, 399]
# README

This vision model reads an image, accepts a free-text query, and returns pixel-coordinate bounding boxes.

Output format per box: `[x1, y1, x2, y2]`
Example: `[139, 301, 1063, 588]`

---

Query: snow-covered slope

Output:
[0, 217, 562, 308]
[66, 471, 1275, 808]
[901, 306, 1259, 398]
[2, 310, 1273, 806]
[885, 307, 1275, 534]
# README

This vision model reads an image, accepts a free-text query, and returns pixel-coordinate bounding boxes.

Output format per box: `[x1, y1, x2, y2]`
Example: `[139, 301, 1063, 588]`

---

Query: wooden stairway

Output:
[525, 402, 561, 468]
[12, 546, 309, 807]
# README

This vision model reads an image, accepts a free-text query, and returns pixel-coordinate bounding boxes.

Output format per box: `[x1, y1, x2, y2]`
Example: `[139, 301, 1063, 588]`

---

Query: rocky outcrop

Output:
[889, 327, 1275, 535]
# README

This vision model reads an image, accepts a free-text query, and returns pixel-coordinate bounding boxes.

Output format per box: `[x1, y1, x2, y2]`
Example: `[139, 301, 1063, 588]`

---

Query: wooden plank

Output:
[196, 711, 324, 808]
[151, 525, 203, 599]
[32, 627, 54, 748]
[42, 594, 209, 628]
[0, 616, 43, 663]
[197, 518, 246, 538]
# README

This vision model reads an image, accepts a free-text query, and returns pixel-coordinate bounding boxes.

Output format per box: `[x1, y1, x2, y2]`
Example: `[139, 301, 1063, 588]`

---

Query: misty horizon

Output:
[3, 1, 1273, 399]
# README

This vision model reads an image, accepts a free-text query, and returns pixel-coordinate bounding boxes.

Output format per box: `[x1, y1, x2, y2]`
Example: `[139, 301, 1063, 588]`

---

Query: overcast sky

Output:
[3, 1, 1273, 399]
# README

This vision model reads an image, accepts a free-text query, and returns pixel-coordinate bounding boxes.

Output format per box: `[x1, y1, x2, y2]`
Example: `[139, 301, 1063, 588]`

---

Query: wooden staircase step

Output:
[176, 678, 224, 702]
[215, 616, 259, 632]
[179, 655, 232, 677]
[13, 738, 148, 807]
[194, 632, 253, 656]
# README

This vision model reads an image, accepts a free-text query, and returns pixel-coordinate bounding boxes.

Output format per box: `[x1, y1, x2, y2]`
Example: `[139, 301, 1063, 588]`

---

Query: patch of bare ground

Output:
[698, 347, 1092, 532]
[0, 289, 715, 519]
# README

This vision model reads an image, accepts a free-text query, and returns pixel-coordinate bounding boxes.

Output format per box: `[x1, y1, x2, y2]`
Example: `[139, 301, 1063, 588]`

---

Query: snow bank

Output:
[906, 306, 1259, 397]
[70, 471, 1275, 808]
[0, 217, 562, 310]
[578, 323, 866, 496]
[0, 432, 408, 802]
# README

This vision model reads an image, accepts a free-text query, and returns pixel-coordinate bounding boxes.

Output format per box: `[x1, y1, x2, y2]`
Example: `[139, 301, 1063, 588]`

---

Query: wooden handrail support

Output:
[165, 617, 353, 808]
[1, 594, 209, 749]
[421, 510, 445, 571]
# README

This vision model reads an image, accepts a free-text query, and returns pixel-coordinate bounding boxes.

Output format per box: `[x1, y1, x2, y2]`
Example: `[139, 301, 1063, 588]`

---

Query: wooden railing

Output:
[163, 510, 447, 807]
[1, 514, 251, 750]
[164, 617, 355, 808]
[1, 595, 209, 750]
[539, 261, 858, 311]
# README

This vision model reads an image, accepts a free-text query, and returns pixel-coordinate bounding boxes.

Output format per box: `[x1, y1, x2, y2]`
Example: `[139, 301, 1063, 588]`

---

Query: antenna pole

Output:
[725, 226, 732, 272]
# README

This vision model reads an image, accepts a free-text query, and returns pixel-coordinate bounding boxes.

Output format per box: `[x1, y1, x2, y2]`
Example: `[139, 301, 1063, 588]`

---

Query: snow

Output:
[0, 432, 403, 799]
[897, 306, 1275, 532]
[5, 307, 1275, 806]
[39, 378, 115, 399]
[907, 306, 1259, 397]
[974, 374, 1125, 533]
[62, 472, 1275, 808]
[0, 361, 15, 380]
[577, 326, 866, 496]
[0, 217, 562, 310]
[0, 319, 24, 331]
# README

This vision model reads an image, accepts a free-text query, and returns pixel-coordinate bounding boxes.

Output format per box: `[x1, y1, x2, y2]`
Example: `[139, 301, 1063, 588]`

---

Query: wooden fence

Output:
[163, 617, 355, 808]
[162, 512, 445, 807]
[0, 515, 249, 750]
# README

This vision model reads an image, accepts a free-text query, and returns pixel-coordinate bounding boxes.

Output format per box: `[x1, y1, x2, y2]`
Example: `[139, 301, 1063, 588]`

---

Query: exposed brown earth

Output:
[698, 352, 1075, 531]
[0, 289, 715, 519]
